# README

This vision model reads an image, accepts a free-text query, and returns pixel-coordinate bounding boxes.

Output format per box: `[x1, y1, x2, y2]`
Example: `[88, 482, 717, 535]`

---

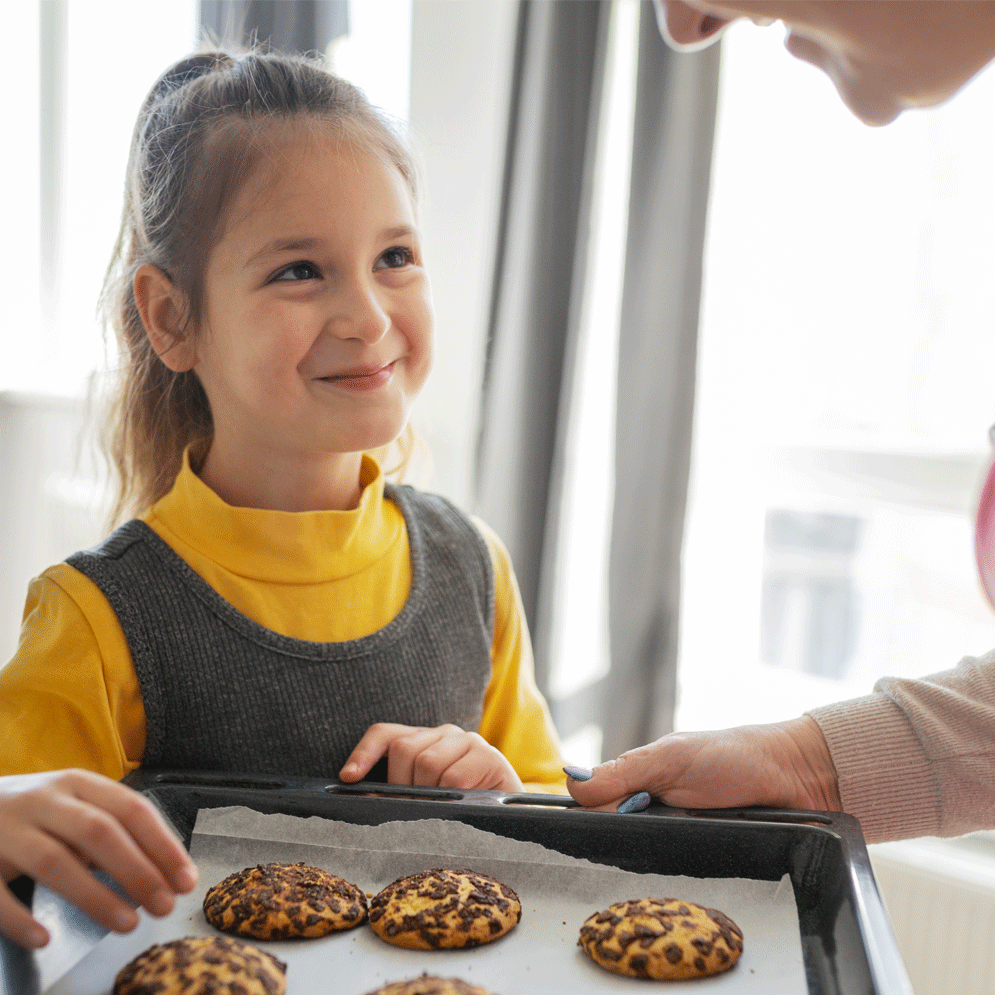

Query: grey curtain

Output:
[474, 0, 610, 696]
[200, 0, 348, 52]
[476, 0, 720, 756]
[604, 9, 720, 758]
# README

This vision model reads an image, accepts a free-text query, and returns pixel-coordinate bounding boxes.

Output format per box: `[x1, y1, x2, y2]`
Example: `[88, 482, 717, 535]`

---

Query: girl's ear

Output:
[133, 263, 198, 372]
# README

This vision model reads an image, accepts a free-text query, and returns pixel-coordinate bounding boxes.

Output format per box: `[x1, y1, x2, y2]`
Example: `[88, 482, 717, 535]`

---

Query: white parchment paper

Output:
[46, 806, 807, 994]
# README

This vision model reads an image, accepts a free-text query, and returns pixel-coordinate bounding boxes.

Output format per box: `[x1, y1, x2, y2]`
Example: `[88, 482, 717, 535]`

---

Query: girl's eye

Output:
[272, 261, 320, 282]
[375, 246, 414, 270]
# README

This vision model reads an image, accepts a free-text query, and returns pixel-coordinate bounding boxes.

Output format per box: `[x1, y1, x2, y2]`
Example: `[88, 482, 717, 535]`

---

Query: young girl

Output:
[0, 48, 564, 949]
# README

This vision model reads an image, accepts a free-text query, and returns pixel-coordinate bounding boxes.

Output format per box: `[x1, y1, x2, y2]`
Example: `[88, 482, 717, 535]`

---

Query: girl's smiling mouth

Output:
[317, 362, 394, 391]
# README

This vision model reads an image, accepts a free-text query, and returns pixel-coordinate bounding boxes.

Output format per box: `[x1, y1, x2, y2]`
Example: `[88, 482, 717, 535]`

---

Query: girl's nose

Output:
[330, 280, 391, 343]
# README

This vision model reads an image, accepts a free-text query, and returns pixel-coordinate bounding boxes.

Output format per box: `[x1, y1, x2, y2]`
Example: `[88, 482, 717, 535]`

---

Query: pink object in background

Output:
[974, 425, 995, 611]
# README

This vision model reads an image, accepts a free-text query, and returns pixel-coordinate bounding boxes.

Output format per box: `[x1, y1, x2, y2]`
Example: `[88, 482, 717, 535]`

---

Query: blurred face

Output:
[193, 129, 433, 491]
[654, 0, 995, 125]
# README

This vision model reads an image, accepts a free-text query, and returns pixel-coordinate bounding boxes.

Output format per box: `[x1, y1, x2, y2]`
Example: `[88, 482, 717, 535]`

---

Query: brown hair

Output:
[101, 47, 420, 524]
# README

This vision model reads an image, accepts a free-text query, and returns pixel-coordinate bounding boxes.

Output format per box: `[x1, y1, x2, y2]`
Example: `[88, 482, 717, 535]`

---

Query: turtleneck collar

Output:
[144, 450, 398, 584]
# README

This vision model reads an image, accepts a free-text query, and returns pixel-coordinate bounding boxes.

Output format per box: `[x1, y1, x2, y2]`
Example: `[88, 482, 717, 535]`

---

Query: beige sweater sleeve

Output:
[806, 651, 995, 843]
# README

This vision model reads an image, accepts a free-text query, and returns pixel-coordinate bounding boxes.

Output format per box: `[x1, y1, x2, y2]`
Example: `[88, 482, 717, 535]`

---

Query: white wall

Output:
[0, 393, 106, 659]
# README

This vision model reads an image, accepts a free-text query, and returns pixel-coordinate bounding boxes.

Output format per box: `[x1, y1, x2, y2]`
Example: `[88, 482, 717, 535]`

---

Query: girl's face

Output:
[192, 129, 432, 498]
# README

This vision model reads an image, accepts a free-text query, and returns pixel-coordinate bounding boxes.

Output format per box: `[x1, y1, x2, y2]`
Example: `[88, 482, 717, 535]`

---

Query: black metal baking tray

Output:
[0, 768, 913, 994]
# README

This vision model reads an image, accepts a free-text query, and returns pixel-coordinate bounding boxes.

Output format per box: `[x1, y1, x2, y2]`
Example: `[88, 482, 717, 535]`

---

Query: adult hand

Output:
[565, 716, 842, 814]
[0, 769, 199, 949]
[340, 723, 524, 792]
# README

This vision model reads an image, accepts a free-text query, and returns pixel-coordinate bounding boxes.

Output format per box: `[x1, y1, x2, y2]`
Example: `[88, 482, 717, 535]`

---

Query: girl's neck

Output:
[196, 443, 366, 512]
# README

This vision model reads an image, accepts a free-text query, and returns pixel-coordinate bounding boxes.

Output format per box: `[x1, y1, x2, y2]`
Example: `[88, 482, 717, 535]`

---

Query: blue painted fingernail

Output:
[617, 791, 651, 814]
[563, 765, 593, 782]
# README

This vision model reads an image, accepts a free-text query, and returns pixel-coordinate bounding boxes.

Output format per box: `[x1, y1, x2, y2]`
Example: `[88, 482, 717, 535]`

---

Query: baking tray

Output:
[0, 769, 913, 995]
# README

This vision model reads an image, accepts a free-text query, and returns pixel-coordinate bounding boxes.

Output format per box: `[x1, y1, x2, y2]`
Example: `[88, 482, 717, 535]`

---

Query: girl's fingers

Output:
[0, 883, 50, 950]
[24, 805, 170, 923]
[2, 775, 196, 924]
[340, 723, 440, 783]
[437, 745, 523, 792]
[341, 725, 518, 790]
[411, 734, 474, 787]
[339, 723, 408, 781]
[386, 727, 452, 786]
[63, 773, 197, 897]
[1, 823, 143, 935]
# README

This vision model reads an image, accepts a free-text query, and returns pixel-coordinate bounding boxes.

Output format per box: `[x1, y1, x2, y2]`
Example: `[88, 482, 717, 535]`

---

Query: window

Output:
[327, 0, 412, 125]
[3, 1, 200, 396]
[545, 0, 640, 767]
[678, 21, 995, 731]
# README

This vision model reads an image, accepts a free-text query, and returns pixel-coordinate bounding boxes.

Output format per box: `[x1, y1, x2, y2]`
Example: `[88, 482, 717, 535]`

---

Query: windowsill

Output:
[870, 833, 995, 892]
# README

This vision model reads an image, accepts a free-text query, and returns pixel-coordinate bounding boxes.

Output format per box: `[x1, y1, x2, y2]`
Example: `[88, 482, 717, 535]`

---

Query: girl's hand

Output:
[0, 769, 199, 950]
[340, 723, 524, 792]
[565, 717, 842, 814]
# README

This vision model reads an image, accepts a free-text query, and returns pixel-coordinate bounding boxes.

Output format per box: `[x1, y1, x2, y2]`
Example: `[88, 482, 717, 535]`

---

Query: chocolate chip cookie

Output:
[578, 897, 743, 980]
[203, 861, 368, 940]
[369, 868, 521, 950]
[364, 975, 493, 995]
[113, 935, 286, 995]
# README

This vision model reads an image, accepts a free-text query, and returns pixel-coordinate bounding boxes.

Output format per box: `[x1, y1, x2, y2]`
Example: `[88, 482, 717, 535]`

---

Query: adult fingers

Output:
[564, 737, 686, 807]
[567, 791, 654, 815]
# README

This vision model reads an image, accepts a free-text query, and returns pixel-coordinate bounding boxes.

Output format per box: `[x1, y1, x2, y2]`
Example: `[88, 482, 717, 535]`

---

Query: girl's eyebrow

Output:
[244, 237, 322, 268]
[244, 226, 418, 269]
[381, 224, 418, 242]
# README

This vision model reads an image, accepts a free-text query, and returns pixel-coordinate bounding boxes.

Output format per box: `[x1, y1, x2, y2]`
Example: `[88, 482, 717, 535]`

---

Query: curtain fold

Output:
[604, 13, 720, 758]
[477, 0, 720, 756]
[474, 0, 610, 694]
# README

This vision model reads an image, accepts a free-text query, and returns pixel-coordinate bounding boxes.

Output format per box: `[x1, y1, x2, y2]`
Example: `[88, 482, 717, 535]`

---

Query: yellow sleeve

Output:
[473, 519, 567, 792]
[0, 564, 145, 779]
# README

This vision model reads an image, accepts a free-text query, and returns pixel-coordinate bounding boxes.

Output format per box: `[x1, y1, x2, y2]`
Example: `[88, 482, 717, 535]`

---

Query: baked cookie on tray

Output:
[364, 974, 493, 995]
[203, 861, 368, 940]
[578, 897, 743, 980]
[113, 935, 286, 995]
[369, 868, 521, 950]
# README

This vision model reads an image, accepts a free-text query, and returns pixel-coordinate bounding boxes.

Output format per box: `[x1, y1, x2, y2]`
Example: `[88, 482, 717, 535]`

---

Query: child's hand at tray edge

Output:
[340, 723, 525, 792]
[0, 769, 198, 949]
[564, 717, 843, 814]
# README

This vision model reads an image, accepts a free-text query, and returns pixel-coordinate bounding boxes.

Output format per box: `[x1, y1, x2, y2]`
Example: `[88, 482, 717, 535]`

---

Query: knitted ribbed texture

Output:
[807, 652, 995, 843]
[67, 484, 494, 778]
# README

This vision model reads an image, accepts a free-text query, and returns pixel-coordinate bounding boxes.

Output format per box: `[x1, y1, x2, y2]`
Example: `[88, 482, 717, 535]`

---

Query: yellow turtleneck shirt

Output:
[0, 455, 565, 789]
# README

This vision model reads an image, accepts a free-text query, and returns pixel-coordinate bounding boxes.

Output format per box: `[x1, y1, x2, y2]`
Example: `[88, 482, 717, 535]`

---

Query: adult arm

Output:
[567, 653, 995, 843]
[809, 651, 995, 842]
